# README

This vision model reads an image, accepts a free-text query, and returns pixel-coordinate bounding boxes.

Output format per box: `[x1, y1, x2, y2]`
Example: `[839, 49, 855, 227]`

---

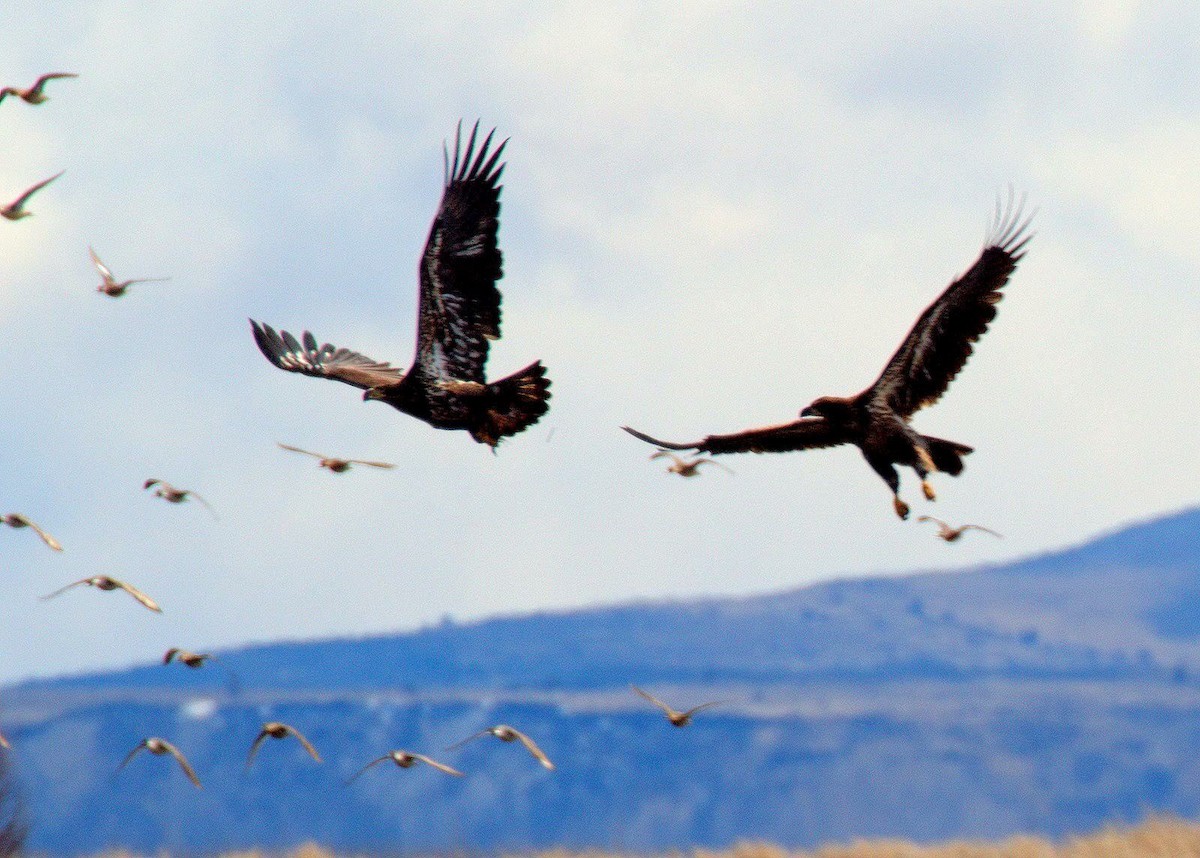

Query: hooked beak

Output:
[800, 406, 817, 418]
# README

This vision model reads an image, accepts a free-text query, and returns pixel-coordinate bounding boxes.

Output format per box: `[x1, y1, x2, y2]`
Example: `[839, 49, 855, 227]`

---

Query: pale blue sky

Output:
[2, 2, 1199, 683]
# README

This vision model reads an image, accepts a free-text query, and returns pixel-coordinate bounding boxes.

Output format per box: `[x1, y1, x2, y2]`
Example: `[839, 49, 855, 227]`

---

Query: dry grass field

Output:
[74, 816, 1200, 858]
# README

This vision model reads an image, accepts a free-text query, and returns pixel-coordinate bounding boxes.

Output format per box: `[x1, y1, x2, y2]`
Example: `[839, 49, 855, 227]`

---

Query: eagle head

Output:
[801, 396, 851, 420]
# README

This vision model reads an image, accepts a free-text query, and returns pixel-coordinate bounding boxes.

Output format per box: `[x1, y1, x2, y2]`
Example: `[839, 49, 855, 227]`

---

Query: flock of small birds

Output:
[1, 71, 1024, 791]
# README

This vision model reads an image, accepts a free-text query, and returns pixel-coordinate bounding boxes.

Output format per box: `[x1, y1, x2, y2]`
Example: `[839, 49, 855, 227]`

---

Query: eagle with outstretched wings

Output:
[624, 196, 1032, 518]
[252, 121, 550, 448]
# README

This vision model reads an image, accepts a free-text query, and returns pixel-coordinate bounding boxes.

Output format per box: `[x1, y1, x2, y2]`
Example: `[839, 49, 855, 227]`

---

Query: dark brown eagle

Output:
[624, 198, 1032, 519]
[251, 122, 551, 448]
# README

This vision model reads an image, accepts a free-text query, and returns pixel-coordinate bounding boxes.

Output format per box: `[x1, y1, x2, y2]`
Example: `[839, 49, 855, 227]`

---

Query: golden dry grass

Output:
[79, 816, 1200, 858]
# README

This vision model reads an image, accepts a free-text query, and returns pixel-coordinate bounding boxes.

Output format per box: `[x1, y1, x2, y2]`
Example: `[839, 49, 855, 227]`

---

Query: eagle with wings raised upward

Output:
[624, 197, 1033, 519]
[252, 122, 550, 448]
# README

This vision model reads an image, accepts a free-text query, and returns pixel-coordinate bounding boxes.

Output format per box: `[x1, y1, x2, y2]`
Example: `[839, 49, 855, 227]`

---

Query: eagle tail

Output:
[923, 435, 973, 476]
[471, 361, 552, 447]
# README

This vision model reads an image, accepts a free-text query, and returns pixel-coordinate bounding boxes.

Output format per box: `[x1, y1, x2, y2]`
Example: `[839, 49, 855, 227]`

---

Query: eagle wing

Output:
[866, 197, 1033, 419]
[414, 121, 507, 385]
[251, 321, 405, 391]
[623, 418, 848, 455]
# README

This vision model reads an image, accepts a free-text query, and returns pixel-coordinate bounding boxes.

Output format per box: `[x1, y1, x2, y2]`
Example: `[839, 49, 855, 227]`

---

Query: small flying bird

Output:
[649, 450, 733, 478]
[277, 443, 396, 473]
[0, 72, 78, 106]
[631, 684, 725, 727]
[163, 648, 213, 668]
[346, 750, 464, 783]
[623, 196, 1032, 520]
[89, 247, 170, 297]
[0, 728, 10, 750]
[251, 121, 551, 448]
[917, 515, 1002, 542]
[1, 513, 62, 551]
[143, 479, 218, 519]
[1, 171, 64, 221]
[41, 575, 161, 613]
[117, 738, 201, 788]
[246, 722, 322, 769]
[445, 724, 554, 770]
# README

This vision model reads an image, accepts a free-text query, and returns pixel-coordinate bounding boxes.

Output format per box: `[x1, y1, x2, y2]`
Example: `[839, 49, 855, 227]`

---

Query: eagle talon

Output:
[893, 497, 910, 520]
[922, 481, 936, 501]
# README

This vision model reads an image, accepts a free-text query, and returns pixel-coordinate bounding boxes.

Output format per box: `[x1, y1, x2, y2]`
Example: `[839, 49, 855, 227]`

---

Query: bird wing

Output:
[680, 700, 726, 718]
[8, 170, 63, 211]
[163, 648, 180, 665]
[277, 443, 324, 459]
[411, 754, 465, 776]
[245, 729, 271, 768]
[866, 196, 1033, 419]
[283, 725, 322, 762]
[631, 684, 677, 718]
[89, 247, 115, 282]
[31, 72, 78, 93]
[143, 479, 167, 491]
[414, 121, 507, 384]
[961, 524, 1003, 538]
[117, 741, 150, 772]
[694, 459, 735, 475]
[623, 418, 847, 455]
[444, 729, 492, 752]
[648, 450, 683, 466]
[347, 459, 396, 469]
[509, 728, 555, 770]
[114, 579, 162, 613]
[150, 740, 202, 788]
[345, 755, 392, 783]
[9, 514, 62, 550]
[40, 579, 90, 601]
[251, 321, 405, 391]
[184, 490, 219, 521]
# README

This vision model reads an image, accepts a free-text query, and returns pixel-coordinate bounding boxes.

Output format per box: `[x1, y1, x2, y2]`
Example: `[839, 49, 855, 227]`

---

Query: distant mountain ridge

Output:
[7, 505, 1200, 854]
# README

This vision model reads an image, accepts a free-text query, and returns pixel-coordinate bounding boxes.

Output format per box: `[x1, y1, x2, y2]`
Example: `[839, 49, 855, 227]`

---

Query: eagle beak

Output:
[800, 406, 816, 418]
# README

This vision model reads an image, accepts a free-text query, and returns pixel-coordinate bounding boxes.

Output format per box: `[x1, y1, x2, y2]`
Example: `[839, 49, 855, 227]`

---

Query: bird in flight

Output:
[0, 728, 9, 750]
[246, 722, 322, 768]
[346, 750, 464, 783]
[631, 685, 725, 727]
[1, 513, 62, 551]
[90, 247, 170, 297]
[277, 443, 395, 473]
[117, 738, 201, 788]
[41, 576, 162, 613]
[445, 724, 554, 770]
[623, 197, 1032, 519]
[917, 515, 1002, 542]
[163, 648, 214, 668]
[1, 171, 64, 221]
[251, 121, 551, 448]
[0, 72, 77, 106]
[143, 479, 218, 519]
[649, 450, 733, 478]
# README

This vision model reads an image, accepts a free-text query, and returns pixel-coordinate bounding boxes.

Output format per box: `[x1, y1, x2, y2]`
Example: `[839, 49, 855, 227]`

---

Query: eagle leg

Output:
[865, 454, 910, 520]
[921, 481, 937, 501]
[893, 496, 911, 520]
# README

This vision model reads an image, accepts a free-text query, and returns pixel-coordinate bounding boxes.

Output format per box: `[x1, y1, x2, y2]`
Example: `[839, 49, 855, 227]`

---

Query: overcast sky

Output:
[2, 2, 1198, 684]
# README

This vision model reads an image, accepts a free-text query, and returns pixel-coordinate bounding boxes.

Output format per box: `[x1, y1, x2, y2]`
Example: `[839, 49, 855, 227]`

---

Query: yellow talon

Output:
[922, 481, 936, 501]
[893, 497, 910, 520]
